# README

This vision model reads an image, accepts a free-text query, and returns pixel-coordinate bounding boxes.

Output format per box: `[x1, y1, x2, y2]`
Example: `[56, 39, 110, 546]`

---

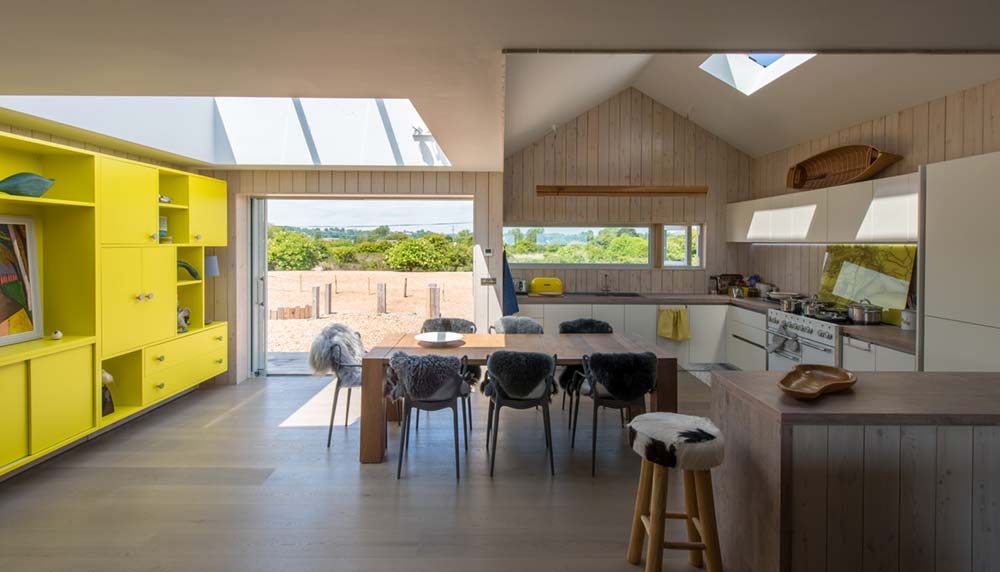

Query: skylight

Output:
[700, 53, 815, 96]
[0, 96, 450, 167]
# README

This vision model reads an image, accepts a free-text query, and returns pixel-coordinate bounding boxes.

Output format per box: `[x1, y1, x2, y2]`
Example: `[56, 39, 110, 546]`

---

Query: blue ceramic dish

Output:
[0, 172, 55, 197]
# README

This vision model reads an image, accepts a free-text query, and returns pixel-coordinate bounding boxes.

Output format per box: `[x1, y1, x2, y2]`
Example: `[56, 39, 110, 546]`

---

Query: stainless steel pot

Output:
[802, 297, 824, 317]
[780, 298, 802, 313]
[729, 285, 744, 299]
[847, 299, 883, 324]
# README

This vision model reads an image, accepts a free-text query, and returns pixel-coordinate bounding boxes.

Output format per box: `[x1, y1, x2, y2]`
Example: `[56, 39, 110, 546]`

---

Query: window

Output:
[663, 224, 703, 268]
[699, 53, 815, 95]
[503, 226, 650, 266]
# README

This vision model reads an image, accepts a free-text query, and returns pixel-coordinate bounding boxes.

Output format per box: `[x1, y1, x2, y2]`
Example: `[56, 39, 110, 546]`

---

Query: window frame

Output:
[502, 225, 655, 269]
[660, 223, 705, 270]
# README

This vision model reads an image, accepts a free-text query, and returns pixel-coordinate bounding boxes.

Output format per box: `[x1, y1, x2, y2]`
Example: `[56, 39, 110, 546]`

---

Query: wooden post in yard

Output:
[376, 283, 387, 314]
[404, 277, 408, 298]
[311, 286, 320, 319]
[427, 284, 441, 319]
[324, 283, 332, 315]
[334, 275, 338, 294]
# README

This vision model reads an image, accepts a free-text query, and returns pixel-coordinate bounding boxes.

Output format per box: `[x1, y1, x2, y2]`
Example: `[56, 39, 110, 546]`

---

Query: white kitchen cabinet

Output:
[842, 337, 877, 371]
[542, 304, 592, 335]
[726, 198, 760, 242]
[516, 304, 544, 320]
[866, 173, 918, 242]
[591, 304, 626, 333]
[624, 305, 658, 344]
[826, 181, 874, 242]
[874, 344, 916, 372]
[728, 306, 767, 331]
[726, 326, 767, 371]
[841, 336, 915, 372]
[688, 305, 728, 364]
[654, 305, 689, 366]
[923, 316, 1000, 372]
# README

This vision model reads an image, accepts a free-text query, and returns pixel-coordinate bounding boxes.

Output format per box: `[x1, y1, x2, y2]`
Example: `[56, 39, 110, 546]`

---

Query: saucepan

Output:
[847, 299, 883, 325]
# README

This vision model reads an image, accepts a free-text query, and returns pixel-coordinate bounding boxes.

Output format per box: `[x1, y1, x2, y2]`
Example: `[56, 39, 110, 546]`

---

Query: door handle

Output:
[732, 334, 765, 350]
[799, 339, 833, 353]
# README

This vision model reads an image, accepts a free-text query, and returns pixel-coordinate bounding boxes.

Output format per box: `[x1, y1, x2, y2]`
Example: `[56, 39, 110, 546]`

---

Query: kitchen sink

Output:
[565, 291, 644, 298]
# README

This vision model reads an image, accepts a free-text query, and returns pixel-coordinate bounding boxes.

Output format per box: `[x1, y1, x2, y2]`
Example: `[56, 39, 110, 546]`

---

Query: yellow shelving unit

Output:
[0, 130, 228, 478]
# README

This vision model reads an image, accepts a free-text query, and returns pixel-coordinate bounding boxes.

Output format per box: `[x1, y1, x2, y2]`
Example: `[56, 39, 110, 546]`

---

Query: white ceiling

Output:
[507, 53, 1000, 157]
[3, 1, 1000, 169]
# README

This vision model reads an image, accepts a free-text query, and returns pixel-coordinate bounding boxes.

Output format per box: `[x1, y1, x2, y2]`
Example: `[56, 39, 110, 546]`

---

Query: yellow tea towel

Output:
[657, 308, 691, 341]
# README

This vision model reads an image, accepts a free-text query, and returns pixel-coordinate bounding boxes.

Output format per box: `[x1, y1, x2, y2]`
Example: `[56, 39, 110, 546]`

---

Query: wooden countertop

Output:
[841, 323, 916, 353]
[712, 370, 1000, 425]
[517, 293, 735, 305]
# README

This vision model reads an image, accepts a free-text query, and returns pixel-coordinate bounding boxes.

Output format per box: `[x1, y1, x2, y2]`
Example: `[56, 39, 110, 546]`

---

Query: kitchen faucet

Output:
[601, 273, 611, 295]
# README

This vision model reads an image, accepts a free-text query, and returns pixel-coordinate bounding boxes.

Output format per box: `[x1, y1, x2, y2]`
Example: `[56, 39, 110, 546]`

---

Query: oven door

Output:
[799, 338, 837, 367]
[766, 331, 801, 371]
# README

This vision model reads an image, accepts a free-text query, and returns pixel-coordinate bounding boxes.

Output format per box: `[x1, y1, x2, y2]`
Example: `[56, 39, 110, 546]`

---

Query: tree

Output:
[268, 227, 329, 270]
[384, 238, 445, 271]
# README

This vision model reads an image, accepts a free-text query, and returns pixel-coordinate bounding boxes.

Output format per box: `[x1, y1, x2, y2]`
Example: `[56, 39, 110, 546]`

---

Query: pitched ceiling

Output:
[507, 53, 1000, 157]
[3, 1, 1000, 170]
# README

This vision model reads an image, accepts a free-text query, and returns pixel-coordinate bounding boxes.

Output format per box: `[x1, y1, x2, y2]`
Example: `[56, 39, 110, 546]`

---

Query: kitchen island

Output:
[710, 370, 999, 572]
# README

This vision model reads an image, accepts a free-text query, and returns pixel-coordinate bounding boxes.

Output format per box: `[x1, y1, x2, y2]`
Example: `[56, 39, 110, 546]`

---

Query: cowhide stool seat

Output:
[625, 412, 725, 572]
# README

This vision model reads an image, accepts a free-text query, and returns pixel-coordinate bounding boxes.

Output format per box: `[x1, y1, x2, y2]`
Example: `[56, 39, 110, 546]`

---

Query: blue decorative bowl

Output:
[0, 172, 55, 197]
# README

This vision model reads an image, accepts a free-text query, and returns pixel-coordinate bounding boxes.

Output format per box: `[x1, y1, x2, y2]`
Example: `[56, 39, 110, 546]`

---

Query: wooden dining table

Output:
[359, 332, 679, 463]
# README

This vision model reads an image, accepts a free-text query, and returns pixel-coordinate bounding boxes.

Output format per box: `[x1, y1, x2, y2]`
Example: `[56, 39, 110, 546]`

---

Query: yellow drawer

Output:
[143, 350, 227, 405]
[145, 324, 227, 375]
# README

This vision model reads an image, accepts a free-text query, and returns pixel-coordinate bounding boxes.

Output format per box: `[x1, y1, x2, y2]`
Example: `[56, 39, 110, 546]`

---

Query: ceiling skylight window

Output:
[700, 53, 815, 95]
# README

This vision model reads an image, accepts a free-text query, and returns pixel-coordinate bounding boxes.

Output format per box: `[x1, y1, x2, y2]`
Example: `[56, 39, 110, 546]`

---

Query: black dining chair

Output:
[557, 318, 614, 417]
[388, 352, 470, 479]
[418, 318, 478, 433]
[570, 352, 658, 477]
[483, 350, 557, 477]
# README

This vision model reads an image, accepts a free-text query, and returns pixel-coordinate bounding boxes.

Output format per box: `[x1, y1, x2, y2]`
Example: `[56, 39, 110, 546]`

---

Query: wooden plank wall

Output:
[0, 121, 179, 167]
[742, 78, 1000, 293]
[503, 87, 753, 294]
[200, 169, 505, 383]
[788, 424, 1000, 572]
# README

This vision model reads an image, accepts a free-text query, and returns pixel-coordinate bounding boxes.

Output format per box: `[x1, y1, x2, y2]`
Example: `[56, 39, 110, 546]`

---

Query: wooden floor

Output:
[0, 373, 712, 572]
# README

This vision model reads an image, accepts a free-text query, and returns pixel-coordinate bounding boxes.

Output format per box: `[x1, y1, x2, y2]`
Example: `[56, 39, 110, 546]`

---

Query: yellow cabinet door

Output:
[140, 247, 177, 345]
[101, 247, 145, 357]
[29, 346, 95, 454]
[0, 362, 28, 467]
[188, 177, 227, 246]
[100, 157, 159, 245]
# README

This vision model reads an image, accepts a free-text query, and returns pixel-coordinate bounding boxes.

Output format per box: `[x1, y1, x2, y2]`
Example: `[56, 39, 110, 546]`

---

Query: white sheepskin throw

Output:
[309, 324, 366, 388]
[628, 412, 724, 471]
[494, 316, 543, 334]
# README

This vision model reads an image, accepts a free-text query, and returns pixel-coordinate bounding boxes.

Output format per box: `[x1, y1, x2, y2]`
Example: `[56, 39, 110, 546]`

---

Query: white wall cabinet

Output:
[727, 173, 917, 244]
[841, 336, 915, 372]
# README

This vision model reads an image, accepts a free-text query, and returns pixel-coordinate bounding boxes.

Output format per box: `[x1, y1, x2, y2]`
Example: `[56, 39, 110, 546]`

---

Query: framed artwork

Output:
[0, 215, 42, 346]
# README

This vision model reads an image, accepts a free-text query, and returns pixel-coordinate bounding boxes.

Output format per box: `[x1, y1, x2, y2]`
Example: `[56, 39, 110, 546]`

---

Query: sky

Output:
[267, 199, 473, 232]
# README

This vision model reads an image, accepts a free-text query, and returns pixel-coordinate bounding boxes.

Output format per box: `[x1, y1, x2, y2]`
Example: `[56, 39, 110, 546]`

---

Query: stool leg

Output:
[645, 464, 668, 572]
[694, 470, 723, 572]
[682, 470, 704, 568]
[627, 459, 655, 564]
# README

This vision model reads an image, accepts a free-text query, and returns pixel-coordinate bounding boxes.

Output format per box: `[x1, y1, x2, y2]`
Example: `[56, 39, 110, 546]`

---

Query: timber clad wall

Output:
[743, 78, 1000, 294]
[503, 87, 752, 294]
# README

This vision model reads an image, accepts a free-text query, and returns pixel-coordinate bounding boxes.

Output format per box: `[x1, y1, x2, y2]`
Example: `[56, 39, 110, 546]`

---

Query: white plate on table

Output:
[415, 331, 465, 347]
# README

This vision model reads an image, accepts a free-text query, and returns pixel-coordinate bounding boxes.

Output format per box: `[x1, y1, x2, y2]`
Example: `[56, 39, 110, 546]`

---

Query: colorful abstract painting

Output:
[0, 216, 41, 346]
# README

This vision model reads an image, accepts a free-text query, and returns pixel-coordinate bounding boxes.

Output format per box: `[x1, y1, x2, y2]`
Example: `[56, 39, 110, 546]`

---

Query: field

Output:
[267, 270, 473, 353]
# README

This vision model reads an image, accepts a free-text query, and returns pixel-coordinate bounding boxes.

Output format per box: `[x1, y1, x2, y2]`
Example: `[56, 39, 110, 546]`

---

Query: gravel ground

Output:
[267, 270, 473, 351]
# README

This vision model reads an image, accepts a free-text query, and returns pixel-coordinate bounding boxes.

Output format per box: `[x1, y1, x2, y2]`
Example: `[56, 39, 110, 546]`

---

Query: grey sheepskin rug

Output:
[421, 317, 477, 334]
[494, 316, 543, 334]
[386, 352, 466, 401]
[628, 412, 724, 471]
[558, 318, 613, 334]
[309, 324, 366, 388]
[584, 352, 657, 402]
[483, 351, 556, 399]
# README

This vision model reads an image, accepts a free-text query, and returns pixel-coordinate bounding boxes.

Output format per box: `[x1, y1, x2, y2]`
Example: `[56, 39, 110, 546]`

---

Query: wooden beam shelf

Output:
[535, 184, 708, 197]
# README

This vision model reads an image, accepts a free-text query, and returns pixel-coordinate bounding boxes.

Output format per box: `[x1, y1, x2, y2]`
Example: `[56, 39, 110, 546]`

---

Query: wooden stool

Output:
[625, 412, 725, 572]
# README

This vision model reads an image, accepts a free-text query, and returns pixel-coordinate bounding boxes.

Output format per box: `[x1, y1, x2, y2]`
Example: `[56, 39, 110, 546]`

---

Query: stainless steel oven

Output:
[766, 309, 840, 371]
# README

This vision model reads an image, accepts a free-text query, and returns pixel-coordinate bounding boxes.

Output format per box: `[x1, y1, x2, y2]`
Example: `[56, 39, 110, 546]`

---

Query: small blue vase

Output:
[0, 172, 55, 198]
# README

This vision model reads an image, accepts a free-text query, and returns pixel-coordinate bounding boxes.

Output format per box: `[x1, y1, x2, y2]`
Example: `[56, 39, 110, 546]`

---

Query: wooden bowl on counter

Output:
[778, 365, 857, 400]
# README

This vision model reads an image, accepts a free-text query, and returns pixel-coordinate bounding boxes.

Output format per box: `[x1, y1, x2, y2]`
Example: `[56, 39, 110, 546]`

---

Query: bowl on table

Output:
[415, 331, 465, 347]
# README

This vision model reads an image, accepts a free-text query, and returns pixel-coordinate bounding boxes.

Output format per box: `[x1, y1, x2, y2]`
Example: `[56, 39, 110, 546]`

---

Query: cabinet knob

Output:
[135, 294, 145, 301]
[215, 336, 223, 341]
[215, 358, 224, 364]
[194, 234, 203, 240]
[155, 382, 166, 389]
[156, 355, 166, 362]
[150, 233, 158, 240]
[145, 293, 154, 300]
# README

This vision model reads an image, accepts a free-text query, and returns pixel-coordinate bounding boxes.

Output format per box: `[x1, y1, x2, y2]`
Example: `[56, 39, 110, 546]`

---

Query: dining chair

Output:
[557, 318, 614, 416]
[489, 316, 543, 334]
[419, 317, 478, 433]
[571, 352, 658, 476]
[388, 352, 469, 479]
[308, 323, 366, 447]
[482, 350, 557, 477]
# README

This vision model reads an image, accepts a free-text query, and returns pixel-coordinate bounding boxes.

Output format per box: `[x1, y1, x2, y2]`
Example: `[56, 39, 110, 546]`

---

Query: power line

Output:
[275, 221, 472, 229]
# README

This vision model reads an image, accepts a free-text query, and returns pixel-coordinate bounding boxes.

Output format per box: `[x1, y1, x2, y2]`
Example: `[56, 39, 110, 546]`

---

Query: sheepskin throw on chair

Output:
[309, 324, 366, 386]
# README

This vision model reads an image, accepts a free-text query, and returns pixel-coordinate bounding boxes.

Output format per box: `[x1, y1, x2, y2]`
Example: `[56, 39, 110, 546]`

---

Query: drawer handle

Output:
[215, 358, 224, 364]
[156, 355, 166, 362]
[155, 382, 166, 389]
[194, 234, 203, 240]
